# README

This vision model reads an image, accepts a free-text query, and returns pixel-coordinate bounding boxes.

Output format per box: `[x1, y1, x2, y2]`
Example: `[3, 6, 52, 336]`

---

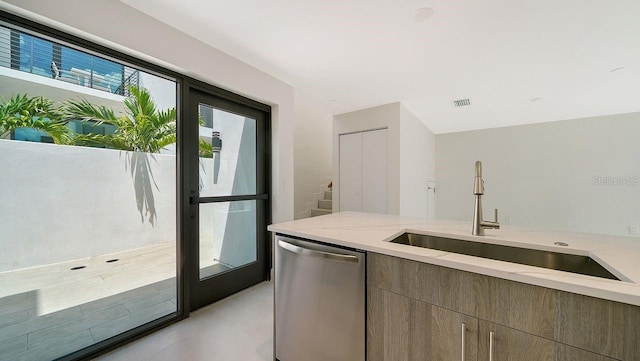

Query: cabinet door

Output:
[555, 343, 619, 361]
[478, 320, 620, 361]
[555, 291, 627, 360]
[478, 321, 554, 361]
[368, 286, 411, 361]
[368, 287, 474, 361]
[339, 132, 363, 211]
[431, 306, 478, 361]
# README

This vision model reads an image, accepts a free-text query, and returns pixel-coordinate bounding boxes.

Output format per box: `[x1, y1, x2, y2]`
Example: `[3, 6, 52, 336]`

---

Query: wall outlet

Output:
[629, 226, 640, 236]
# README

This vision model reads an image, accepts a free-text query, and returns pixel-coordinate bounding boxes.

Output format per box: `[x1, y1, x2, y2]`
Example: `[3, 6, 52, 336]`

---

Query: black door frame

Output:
[184, 80, 271, 311]
[0, 10, 272, 360]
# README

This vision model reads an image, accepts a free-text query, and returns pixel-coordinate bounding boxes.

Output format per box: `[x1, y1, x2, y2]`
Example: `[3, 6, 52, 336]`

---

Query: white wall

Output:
[399, 104, 436, 218]
[0, 112, 258, 272]
[333, 103, 400, 214]
[199, 113, 257, 267]
[0, 0, 295, 223]
[138, 72, 176, 113]
[435, 112, 640, 236]
[293, 94, 332, 219]
[0, 140, 176, 271]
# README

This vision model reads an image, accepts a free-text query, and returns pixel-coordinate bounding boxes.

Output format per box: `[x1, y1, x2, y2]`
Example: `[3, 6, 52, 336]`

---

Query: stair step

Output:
[318, 199, 332, 210]
[310, 208, 332, 217]
[324, 191, 332, 200]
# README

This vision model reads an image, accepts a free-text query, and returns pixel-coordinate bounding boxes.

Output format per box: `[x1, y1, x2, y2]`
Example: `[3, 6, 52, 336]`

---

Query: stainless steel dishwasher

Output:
[275, 235, 365, 361]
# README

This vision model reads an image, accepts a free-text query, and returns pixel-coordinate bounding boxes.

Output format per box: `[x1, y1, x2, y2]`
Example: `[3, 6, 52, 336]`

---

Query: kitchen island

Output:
[269, 212, 640, 361]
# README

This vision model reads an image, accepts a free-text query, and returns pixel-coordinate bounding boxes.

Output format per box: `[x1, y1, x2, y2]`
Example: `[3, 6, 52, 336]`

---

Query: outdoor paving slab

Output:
[80, 284, 159, 316]
[0, 335, 27, 359]
[124, 289, 175, 314]
[27, 304, 129, 349]
[151, 277, 176, 292]
[0, 320, 29, 345]
[0, 243, 178, 359]
[0, 305, 82, 343]
[2, 330, 94, 361]
[90, 301, 176, 343]
[0, 308, 36, 330]
[0, 291, 39, 317]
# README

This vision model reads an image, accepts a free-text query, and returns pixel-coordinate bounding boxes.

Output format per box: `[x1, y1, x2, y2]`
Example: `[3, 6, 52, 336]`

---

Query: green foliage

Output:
[198, 115, 213, 158]
[199, 138, 213, 158]
[1, 87, 187, 155]
[0, 94, 70, 144]
[64, 85, 176, 153]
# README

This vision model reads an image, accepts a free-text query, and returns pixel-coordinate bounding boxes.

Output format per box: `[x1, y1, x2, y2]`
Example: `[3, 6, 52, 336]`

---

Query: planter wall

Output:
[0, 139, 176, 271]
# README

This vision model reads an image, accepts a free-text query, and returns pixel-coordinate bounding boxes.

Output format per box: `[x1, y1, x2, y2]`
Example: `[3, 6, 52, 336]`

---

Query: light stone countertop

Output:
[268, 212, 640, 306]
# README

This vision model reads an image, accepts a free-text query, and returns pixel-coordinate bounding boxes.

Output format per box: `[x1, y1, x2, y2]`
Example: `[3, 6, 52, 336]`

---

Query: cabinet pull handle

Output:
[461, 323, 466, 361]
[489, 331, 495, 361]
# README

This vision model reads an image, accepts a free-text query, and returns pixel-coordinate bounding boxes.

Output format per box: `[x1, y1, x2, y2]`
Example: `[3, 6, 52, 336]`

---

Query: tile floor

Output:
[0, 243, 177, 315]
[0, 243, 179, 360]
[0, 241, 263, 361]
[95, 281, 273, 361]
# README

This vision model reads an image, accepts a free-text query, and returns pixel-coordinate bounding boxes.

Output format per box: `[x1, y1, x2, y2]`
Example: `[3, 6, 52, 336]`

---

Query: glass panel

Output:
[0, 23, 177, 360]
[30, 37, 52, 77]
[198, 104, 256, 197]
[199, 201, 257, 280]
[18, 33, 31, 71]
[0, 24, 128, 96]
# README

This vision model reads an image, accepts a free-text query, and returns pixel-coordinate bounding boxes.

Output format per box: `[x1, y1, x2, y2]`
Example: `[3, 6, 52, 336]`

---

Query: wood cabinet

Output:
[478, 320, 555, 361]
[367, 252, 639, 361]
[431, 305, 478, 361]
[367, 286, 477, 361]
[367, 286, 410, 361]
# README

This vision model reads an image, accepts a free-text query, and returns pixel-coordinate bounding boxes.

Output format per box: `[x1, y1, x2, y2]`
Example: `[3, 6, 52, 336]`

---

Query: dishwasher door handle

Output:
[277, 240, 360, 264]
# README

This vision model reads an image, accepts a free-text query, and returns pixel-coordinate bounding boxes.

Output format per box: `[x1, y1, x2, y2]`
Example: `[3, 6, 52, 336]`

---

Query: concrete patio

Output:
[0, 242, 178, 361]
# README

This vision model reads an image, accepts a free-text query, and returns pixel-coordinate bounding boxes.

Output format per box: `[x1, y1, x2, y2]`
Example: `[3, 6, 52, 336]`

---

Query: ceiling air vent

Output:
[453, 98, 471, 107]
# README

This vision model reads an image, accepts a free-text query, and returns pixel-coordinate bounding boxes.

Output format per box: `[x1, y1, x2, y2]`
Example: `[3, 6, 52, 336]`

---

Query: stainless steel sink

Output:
[390, 233, 619, 281]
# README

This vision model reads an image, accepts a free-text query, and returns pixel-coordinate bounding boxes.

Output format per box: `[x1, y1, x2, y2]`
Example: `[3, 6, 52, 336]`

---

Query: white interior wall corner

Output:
[293, 93, 332, 219]
[398, 104, 436, 218]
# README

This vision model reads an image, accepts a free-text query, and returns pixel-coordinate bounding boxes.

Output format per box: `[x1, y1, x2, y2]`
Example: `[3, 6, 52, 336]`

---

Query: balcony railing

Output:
[0, 24, 138, 96]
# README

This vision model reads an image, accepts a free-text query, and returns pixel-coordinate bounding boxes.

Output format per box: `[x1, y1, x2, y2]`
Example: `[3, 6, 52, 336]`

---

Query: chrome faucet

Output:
[472, 161, 500, 236]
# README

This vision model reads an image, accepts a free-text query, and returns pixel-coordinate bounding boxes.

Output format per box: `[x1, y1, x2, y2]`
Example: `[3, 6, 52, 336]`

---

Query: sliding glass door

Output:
[0, 18, 179, 360]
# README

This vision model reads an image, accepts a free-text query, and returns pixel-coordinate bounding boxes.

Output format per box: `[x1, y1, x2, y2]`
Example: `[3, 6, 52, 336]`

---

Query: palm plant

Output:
[64, 85, 176, 153]
[197, 116, 214, 158]
[199, 138, 214, 158]
[0, 94, 70, 144]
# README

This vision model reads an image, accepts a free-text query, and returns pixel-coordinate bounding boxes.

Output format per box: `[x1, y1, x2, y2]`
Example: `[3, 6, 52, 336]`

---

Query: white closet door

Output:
[362, 129, 388, 213]
[339, 132, 363, 212]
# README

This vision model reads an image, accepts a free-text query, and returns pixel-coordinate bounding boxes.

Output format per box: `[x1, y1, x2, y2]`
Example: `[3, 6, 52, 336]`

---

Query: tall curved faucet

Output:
[472, 161, 500, 236]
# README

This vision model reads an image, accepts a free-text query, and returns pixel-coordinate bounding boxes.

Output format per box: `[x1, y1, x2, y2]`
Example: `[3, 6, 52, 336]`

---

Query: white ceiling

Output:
[119, 0, 640, 134]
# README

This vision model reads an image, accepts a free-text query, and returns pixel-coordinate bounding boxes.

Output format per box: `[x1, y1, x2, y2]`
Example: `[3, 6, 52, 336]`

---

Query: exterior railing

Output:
[0, 24, 138, 95]
[115, 67, 140, 97]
